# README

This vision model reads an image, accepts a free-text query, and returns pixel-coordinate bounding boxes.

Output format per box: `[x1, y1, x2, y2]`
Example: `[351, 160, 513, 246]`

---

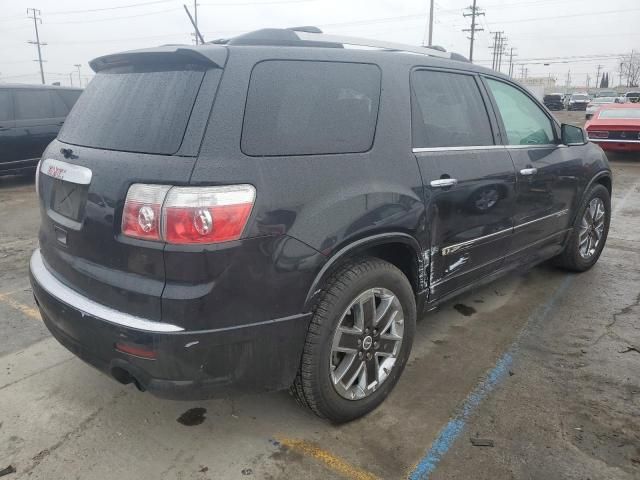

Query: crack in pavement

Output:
[18, 390, 127, 477]
[0, 357, 73, 392]
[590, 291, 640, 348]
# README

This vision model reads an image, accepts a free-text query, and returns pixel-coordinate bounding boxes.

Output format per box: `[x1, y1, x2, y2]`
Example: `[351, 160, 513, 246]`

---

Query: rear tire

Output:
[291, 257, 416, 423]
[555, 184, 610, 272]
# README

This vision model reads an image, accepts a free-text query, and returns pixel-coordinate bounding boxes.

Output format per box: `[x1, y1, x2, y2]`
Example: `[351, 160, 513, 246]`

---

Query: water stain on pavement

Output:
[454, 303, 476, 316]
[177, 407, 207, 426]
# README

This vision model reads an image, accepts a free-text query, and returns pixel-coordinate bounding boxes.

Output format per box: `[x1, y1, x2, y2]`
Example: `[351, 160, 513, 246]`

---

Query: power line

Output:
[47, 0, 175, 15]
[47, 7, 182, 24]
[486, 7, 640, 25]
[27, 8, 46, 85]
[462, 0, 484, 62]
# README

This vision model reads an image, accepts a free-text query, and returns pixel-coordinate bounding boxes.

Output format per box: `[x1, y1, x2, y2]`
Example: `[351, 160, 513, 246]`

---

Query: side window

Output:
[14, 89, 54, 120]
[58, 90, 82, 110]
[411, 70, 494, 148]
[50, 91, 70, 117]
[485, 79, 555, 146]
[0, 90, 13, 122]
[241, 60, 381, 156]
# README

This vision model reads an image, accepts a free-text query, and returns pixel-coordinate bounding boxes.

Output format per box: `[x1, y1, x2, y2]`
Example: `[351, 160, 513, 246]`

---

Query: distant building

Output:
[520, 76, 557, 89]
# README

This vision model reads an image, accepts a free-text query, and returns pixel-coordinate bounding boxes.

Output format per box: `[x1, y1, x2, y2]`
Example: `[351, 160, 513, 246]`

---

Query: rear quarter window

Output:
[241, 60, 381, 156]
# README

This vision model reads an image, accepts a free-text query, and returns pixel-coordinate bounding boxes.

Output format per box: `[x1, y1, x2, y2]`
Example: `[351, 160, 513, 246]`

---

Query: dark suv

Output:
[0, 84, 82, 176]
[29, 28, 612, 423]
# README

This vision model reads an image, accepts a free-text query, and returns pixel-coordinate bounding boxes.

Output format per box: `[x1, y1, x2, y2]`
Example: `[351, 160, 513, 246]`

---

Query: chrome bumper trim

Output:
[588, 138, 640, 144]
[30, 249, 184, 333]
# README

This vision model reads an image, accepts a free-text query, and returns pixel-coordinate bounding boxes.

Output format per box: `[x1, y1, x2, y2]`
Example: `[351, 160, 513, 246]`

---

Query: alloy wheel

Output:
[330, 288, 404, 400]
[578, 197, 606, 259]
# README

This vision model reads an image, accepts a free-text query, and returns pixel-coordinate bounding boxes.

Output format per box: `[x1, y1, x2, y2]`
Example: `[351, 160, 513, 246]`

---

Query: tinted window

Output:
[411, 70, 494, 148]
[14, 89, 54, 120]
[242, 61, 381, 156]
[486, 79, 555, 146]
[0, 90, 12, 122]
[59, 65, 205, 155]
[57, 90, 82, 110]
[50, 91, 69, 117]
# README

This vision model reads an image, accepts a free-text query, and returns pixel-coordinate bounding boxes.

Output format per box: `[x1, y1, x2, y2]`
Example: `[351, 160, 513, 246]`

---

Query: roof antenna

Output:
[183, 4, 205, 45]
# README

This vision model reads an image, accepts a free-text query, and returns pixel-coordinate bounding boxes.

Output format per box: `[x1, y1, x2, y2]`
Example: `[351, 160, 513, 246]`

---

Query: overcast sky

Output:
[1, 0, 638, 89]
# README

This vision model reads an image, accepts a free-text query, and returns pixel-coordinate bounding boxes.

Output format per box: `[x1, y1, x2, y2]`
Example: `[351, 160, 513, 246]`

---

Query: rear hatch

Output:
[36, 46, 226, 321]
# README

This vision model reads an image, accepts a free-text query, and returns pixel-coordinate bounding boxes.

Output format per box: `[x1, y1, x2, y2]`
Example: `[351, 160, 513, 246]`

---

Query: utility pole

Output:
[193, 0, 199, 45]
[497, 35, 507, 72]
[565, 70, 571, 92]
[628, 50, 634, 87]
[462, 0, 484, 62]
[69, 72, 73, 87]
[586, 74, 591, 90]
[74, 64, 81, 86]
[595, 64, 602, 90]
[490, 31, 502, 70]
[507, 47, 516, 77]
[27, 8, 46, 85]
[426, 0, 435, 47]
[619, 62, 624, 87]
[183, 4, 205, 44]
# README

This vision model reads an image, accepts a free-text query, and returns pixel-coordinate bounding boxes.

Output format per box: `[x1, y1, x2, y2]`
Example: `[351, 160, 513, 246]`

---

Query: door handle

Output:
[430, 178, 458, 188]
[520, 168, 538, 176]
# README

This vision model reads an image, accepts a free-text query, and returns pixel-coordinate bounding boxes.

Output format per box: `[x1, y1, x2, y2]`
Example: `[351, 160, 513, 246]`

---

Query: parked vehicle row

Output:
[543, 90, 640, 114]
[26, 29, 612, 423]
[0, 84, 82, 176]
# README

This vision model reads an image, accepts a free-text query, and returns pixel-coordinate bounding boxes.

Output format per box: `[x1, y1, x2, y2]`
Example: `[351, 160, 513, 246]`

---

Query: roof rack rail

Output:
[294, 30, 453, 59]
[212, 27, 469, 61]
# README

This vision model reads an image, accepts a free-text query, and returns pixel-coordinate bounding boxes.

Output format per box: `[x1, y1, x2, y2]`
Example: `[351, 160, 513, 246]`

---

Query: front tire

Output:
[291, 257, 416, 423]
[555, 184, 610, 272]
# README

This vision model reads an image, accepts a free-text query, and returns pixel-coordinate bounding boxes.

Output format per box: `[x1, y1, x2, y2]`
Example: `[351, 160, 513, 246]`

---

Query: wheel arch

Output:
[303, 233, 425, 311]
[571, 170, 612, 224]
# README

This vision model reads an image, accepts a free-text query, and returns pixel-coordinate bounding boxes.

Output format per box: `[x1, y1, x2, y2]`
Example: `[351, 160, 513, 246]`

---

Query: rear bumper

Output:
[590, 139, 640, 152]
[29, 249, 311, 399]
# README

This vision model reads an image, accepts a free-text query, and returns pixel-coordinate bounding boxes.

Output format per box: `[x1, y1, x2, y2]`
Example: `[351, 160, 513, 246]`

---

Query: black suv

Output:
[0, 84, 82, 176]
[29, 29, 612, 423]
[543, 93, 564, 111]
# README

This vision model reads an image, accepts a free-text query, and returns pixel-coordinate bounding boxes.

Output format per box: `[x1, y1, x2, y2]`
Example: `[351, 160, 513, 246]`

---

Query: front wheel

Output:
[555, 184, 610, 271]
[291, 257, 416, 423]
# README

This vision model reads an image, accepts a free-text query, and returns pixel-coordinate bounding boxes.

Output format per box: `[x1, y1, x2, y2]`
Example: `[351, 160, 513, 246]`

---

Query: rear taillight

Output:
[122, 184, 255, 245]
[122, 184, 170, 241]
[588, 131, 609, 139]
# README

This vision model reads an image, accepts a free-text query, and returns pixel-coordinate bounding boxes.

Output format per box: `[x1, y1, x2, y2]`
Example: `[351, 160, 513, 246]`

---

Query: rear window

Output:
[544, 95, 562, 101]
[598, 108, 640, 119]
[241, 60, 381, 156]
[59, 64, 205, 155]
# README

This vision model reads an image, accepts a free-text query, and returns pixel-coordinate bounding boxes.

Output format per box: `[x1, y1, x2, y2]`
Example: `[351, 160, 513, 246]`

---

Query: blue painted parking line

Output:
[409, 274, 574, 480]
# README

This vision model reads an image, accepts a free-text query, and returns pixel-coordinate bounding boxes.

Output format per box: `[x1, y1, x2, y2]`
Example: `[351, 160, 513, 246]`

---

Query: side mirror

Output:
[561, 123, 587, 146]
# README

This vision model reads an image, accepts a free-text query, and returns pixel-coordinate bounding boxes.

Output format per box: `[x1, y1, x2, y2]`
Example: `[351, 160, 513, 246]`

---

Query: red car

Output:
[585, 104, 640, 152]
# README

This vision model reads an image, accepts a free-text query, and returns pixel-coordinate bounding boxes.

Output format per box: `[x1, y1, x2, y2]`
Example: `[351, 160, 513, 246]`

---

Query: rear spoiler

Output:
[89, 45, 227, 72]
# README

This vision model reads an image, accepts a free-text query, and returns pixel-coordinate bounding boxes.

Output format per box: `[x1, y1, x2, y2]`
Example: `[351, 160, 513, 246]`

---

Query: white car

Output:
[585, 97, 618, 119]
